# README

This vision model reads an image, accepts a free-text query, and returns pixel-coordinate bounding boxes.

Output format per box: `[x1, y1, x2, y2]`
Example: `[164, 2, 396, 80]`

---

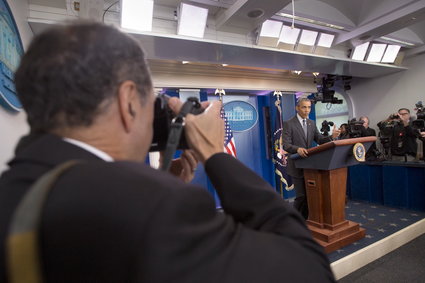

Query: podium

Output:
[291, 136, 377, 253]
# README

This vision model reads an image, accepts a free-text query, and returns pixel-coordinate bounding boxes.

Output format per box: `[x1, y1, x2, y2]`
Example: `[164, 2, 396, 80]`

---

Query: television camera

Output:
[347, 118, 366, 138]
[412, 101, 425, 134]
[312, 75, 343, 104]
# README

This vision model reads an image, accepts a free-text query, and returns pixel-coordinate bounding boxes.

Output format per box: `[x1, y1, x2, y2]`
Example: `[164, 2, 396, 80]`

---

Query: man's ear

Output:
[117, 80, 138, 133]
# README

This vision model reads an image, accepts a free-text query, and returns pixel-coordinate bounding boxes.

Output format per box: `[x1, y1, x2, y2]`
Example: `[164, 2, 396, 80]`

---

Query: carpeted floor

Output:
[327, 200, 425, 263]
[338, 233, 425, 282]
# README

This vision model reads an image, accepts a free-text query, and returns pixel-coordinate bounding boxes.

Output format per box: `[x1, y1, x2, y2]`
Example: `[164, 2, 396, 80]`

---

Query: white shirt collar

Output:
[297, 113, 307, 125]
[63, 137, 114, 162]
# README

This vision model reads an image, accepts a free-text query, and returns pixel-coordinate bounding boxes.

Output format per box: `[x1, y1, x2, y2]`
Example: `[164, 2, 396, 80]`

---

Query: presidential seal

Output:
[353, 142, 366, 162]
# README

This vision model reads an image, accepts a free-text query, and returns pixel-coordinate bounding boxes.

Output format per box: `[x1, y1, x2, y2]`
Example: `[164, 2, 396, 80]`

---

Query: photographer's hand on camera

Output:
[163, 150, 198, 183]
[182, 100, 225, 164]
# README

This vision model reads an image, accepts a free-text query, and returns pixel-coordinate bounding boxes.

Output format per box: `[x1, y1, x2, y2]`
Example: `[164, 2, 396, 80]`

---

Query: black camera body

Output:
[412, 101, 425, 133]
[320, 120, 334, 136]
[149, 94, 204, 152]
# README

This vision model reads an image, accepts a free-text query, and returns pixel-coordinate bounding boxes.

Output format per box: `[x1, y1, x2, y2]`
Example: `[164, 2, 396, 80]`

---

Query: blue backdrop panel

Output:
[383, 166, 409, 208]
[349, 164, 383, 204]
[405, 167, 425, 211]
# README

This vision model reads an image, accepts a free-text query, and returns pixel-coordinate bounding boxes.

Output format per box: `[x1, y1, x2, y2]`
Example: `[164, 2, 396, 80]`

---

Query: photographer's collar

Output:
[63, 137, 114, 162]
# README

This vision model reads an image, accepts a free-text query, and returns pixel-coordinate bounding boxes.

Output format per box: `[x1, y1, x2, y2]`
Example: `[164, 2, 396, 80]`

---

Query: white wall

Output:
[348, 52, 425, 132]
[0, 0, 33, 173]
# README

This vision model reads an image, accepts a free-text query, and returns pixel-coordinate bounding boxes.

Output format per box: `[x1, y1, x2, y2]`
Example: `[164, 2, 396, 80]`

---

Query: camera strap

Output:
[6, 160, 83, 283]
[161, 100, 197, 171]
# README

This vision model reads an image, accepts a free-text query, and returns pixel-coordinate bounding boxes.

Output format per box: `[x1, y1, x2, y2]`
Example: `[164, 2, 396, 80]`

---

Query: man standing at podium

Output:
[282, 98, 340, 219]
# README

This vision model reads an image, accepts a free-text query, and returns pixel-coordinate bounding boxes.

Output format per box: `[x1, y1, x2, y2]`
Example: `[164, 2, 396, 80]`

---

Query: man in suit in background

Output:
[0, 23, 334, 282]
[282, 98, 340, 219]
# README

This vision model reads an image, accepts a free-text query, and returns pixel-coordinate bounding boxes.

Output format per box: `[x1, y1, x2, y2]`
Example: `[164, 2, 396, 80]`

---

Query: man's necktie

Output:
[303, 119, 307, 138]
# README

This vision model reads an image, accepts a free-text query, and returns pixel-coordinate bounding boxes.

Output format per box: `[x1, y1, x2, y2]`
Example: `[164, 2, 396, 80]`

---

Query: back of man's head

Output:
[15, 22, 153, 133]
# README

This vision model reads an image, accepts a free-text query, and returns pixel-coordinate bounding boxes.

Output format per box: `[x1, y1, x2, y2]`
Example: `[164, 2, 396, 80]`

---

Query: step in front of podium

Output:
[307, 220, 366, 253]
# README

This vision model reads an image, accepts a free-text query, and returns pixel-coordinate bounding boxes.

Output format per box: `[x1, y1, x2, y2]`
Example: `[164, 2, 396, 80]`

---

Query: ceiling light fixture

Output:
[257, 20, 283, 47]
[381, 45, 401, 63]
[317, 33, 334, 48]
[351, 42, 370, 61]
[366, 43, 387, 63]
[177, 3, 208, 38]
[278, 25, 301, 50]
[296, 29, 318, 53]
[121, 0, 154, 32]
[276, 13, 345, 31]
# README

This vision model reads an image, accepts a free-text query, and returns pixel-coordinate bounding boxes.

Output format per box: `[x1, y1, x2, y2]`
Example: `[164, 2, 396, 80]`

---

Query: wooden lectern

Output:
[291, 136, 377, 253]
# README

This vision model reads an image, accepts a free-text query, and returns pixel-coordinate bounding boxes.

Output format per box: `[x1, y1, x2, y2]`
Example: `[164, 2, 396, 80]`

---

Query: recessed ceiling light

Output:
[381, 45, 401, 63]
[351, 42, 370, 61]
[276, 13, 345, 30]
[279, 25, 301, 45]
[177, 3, 208, 38]
[366, 43, 387, 62]
[121, 0, 154, 32]
[317, 33, 334, 48]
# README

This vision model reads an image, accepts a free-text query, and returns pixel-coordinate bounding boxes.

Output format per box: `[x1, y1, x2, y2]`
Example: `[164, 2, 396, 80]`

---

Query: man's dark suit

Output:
[0, 134, 334, 282]
[282, 116, 331, 218]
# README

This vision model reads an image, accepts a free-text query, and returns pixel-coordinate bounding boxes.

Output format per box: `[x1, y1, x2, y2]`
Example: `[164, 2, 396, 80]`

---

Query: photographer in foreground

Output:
[0, 23, 334, 282]
[378, 108, 417, 161]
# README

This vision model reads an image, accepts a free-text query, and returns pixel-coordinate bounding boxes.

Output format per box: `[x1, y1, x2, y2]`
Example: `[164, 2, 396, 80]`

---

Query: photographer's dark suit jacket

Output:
[0, 134, 334, 282]
[282, 116, 331, 178]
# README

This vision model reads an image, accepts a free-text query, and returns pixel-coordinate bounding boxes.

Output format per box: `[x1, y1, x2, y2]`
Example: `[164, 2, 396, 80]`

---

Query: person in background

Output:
[359, 116, 378, 160]
[338, 123, 350, 139]
[0, 22, 334, 282]
[382, 108, 417, 161]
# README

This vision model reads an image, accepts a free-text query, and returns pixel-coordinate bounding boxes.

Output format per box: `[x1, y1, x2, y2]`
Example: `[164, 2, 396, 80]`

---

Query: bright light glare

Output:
[366, 43, 387, 62]
[317, 33, 334, 48]
[381, 45, 401, 63]
[351, 42, 370, 61]
[177, 3, 208, 38]
[279, 25, 301, 44]
[121, 0, 154, 32]
[259, 20, 283, 38]
[299, 30, 318, 46]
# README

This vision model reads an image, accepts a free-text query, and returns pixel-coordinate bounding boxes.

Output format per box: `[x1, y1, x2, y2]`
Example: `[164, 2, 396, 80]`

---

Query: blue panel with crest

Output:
[0, 0, 24, 112]
[223, 100, 258, 132]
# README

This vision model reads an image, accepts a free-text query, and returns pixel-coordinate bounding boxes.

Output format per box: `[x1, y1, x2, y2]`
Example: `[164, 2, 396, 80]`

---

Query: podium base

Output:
[307, 220, 365, 253]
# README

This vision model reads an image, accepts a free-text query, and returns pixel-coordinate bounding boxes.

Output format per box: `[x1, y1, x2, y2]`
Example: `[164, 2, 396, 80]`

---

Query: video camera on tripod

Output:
[412, 101, 425, 135]
[347, 118, 365, 138]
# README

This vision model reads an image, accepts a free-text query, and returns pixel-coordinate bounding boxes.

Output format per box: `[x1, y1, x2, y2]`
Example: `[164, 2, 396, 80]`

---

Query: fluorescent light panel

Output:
[381, 45, 401, 63]
[121, 0, 153, 32]
[317, 33, 334, 48]
[366, 43, 387, 62]
[177, 3, 208, 38]
[276, 13, 345, 30]
[299, 30, 318, 46]
[259, 20, 282, 37]
[279, 25, 301, 44]
[351, 42, 370, 61]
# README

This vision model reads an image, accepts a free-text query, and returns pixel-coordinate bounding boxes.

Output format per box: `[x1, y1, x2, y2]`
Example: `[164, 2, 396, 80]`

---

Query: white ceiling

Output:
[27, 0, 425, 78]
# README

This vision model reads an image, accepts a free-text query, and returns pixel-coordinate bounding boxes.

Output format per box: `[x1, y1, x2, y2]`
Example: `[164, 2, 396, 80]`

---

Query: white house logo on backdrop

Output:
[0, 0, 24, 112]
[223, 101, 258, 132]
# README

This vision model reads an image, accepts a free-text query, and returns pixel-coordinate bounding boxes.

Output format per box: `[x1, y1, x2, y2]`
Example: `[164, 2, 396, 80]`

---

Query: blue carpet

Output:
[327, 200, 425, 263]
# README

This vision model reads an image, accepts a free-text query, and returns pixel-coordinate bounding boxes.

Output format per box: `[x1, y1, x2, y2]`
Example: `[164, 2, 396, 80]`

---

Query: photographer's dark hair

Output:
[14, 22, 153, 133]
